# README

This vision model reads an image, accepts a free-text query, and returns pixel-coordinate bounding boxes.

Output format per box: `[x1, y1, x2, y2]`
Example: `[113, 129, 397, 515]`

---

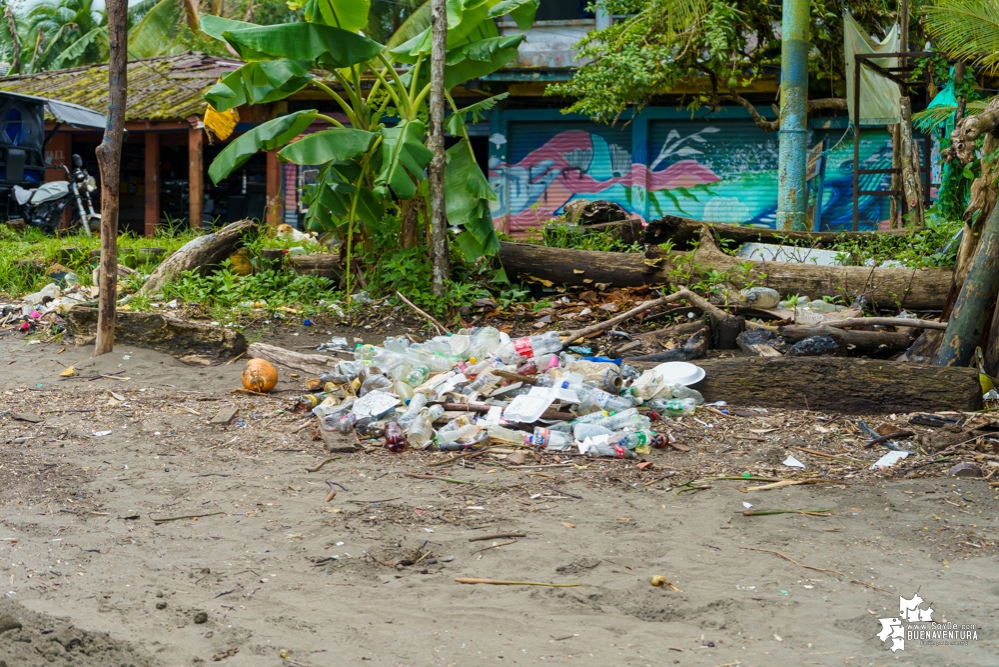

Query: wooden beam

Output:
[265, 149, 282, 229]
[144, 131, 160, 237]
[188, 119, 203, 228]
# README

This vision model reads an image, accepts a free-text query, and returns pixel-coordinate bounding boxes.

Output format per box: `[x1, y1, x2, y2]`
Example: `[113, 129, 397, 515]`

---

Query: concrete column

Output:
[144, 132, 160, 237]
[776, 0, 809, 231]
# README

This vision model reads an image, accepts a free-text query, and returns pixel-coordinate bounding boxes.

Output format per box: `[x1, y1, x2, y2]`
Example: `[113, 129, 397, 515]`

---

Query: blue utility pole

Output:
[776, 0, 809, 231]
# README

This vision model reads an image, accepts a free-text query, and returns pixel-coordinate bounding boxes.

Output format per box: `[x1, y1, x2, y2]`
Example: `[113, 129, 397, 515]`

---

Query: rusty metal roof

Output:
[0, 53, 241, 122]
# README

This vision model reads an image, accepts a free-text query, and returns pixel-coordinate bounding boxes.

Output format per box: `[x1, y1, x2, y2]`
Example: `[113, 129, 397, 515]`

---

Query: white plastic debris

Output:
[782, 455, 806, 468]
[871, 450, 909, 469]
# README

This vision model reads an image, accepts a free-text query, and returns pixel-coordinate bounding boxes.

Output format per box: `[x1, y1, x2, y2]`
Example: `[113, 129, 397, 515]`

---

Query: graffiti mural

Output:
[488, 121, 895, 234]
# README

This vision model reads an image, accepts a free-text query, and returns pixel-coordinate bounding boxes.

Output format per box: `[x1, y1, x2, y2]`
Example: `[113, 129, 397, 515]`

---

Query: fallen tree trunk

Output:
[247, 342, 336, 376]
[500, 230, 953, 310]
[934, 203, 999, 367]
[629, 357, 981, 413]
[65, 307, 246, 365]
[779, 325, 912, 355]
[641, 216, 902, 248]
[140, 219, 257, 295]
[288, 253, 342, 280]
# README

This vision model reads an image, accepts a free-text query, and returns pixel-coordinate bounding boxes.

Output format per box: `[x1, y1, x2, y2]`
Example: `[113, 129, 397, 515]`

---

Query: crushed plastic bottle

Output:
[486, 424, 528, 445]
[579, 439, 636, 459]
[572, 422, 613, 440]
[494, 331, 562, 364]
[529, 427, 573, 451]
[435, 424, 480, 447]
[397, 394, 428, 428]
[608, 429, 665, 450]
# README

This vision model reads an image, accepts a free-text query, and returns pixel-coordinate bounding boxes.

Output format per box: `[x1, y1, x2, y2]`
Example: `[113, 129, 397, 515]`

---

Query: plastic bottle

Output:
[579, 440, 637, 459]
[668, 384, 705, 405]
[494, 331, 562, 363]
[572, 422, 613, 440]
[397, 394, 428, 428]
[571, 410, 610, 424]
[659, 397, 697, 417]
[435, 424, 480, 447]
[604, 410, 651, 431]
[530, 427, 573, 451]
[608, 429, 665, 450]
[405, 365, 430, 387]
[360, 373, 393, 396]
[336, 412, 359, 433]
[467, 326, 501, 361]
[384, 422, 406, 452]
[297, 393, 327, 410]
[487, 424, 528, 445]
[564, 383, 633, 414]
[406, 410, 435, 449]
[392, 380, 415, 401]
[465, 371, 502, 397]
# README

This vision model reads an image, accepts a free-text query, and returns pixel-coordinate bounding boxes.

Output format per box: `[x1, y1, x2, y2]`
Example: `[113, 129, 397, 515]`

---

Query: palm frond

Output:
[925, 0, 999, 72]
[48, 25, 106, 69]
[128, 0, 184, 58]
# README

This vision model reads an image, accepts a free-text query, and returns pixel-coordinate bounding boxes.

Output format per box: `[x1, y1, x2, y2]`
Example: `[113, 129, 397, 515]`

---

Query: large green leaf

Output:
[389, 0, 510, 61]
[303, 0, 370, 32]
[278, 128, 376, 164]
[49, 26, 107, 70]
[445, 138, 499, 259]
[445, 92, 508, 136]
[129, 0, 183, 58]
[385, 1, 432, 50]
[445, 34, 523, 88]
[199, 14, 259, 40]
[206, 60, 314, 112]
[209, 110, 318, 184]
[375, 120, 434, 199]
[221, 23, 384, 67]
[488, 0, 538, 30]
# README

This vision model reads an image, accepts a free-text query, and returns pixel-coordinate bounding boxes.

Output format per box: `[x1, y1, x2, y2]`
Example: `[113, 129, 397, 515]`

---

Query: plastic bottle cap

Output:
[469, 357, 477, 363]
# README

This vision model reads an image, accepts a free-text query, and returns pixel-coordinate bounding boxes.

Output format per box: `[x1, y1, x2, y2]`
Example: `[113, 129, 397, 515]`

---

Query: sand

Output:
[2, 336, 999, 666]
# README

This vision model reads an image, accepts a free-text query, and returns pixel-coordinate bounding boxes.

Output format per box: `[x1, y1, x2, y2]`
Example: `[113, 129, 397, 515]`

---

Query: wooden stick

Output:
[149, 512, 223, 524]
[468, 532, 527, 542]
[825, 317, 946, 330]
[396, 291, 450, 335]
[470, 540, 519, 555]
[864, 431, 914, 449]
[561, 291, 689, 346]
[790, 446, 866, 463]
[454, 578, 580, 587]
[305, 457, 341, 473]
[739, 546, 891, 593]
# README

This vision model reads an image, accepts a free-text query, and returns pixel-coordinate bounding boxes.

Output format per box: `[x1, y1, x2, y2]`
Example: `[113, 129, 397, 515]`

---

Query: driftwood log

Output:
[779, 325, 913, 355]
[640, 216, 903, 248]
[630, 357, 981, 413]
[499, 229, 953, 310]
[247, 342, 337, 376]
[288, 253, 342, 280]
[140, 219, 257, 295]
[65, 307, 246, 365]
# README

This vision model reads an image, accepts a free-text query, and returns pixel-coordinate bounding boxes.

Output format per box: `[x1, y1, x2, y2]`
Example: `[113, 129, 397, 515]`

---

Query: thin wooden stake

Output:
[94, 0, 127, 356]
[427, 0, 449, 297]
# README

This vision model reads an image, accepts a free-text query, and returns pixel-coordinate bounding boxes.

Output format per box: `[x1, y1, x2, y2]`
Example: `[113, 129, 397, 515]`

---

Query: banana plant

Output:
[200, 0, 538, 295]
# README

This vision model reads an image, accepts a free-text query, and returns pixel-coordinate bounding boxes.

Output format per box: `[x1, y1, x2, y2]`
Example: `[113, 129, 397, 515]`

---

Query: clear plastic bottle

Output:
[579, 440, 637, 458]
[608, 429, 665, 450]
[564, 383, 633, 414]
[572, 422, 613, 440]
[360, 373, 393, 396]
[335, 412, 359, 433]
[467, 326, 501, 361]
[392, 380, 415, 401]
[313, 396, 351, 419]
[406, 411, 435, 449]
[397, 394, 428, 429]
[657, 397, 697, 417]
[668, 384, 705, 404]
[465, 371, 502, 396]
[604, 410, 651, 431]
[529, 427, 573, 451]
[435, 424, 480, 447]
[405, 365, 430, 387]
[495, 331, 562, 363]
[572, 409, 610, 424]
[487, 424, 528, 445]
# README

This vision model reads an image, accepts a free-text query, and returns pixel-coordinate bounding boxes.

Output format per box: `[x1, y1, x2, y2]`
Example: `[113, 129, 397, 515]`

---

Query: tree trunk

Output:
[933, 204, 999, 367]
[427, 0, 449, 297]
[629, 357, 981, 413]
[94, 0, 127, 357]
[500, 230, 954, 311]
[899, 98, 924, 227]
[4, 6, 20, 75]
[778, 324, 913, 355]
[641, 215, 895, 249]
[287, 253, 342, 280]
[139, 219, 257, 295]
[399, 197, 422, 249]
[889, 123, 900, 228]
[247, 342, 336, 376]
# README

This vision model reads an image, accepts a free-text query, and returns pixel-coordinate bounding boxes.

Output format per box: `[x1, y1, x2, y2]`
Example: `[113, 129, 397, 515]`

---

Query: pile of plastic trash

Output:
[7, 276, 90, 332]
[301, 328, 708, 459]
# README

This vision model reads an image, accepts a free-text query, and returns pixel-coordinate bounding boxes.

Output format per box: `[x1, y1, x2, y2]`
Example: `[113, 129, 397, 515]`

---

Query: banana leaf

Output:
[278, 128, 376, 165]
[128, 0, 184, 58]
[445, 34, 523, 88]
[221, 23, 384, 67]
[445, 139, 499, 259]
[209, 110, 318, 184]
[375, 120, 434, 199]
[303, 0, 370, 33]
[488, 0, 539, 30]
[199, 14, 258, 40]
[206, 60, 314, 112]
[444, 92, 508, 136]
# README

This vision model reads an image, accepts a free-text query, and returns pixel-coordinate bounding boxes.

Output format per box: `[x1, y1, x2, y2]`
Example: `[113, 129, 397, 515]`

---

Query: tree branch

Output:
[714, 93, 847, 133]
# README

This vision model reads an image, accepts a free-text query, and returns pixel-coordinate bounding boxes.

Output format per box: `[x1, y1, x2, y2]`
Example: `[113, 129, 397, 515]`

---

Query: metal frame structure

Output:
[852, 51, 933, 231]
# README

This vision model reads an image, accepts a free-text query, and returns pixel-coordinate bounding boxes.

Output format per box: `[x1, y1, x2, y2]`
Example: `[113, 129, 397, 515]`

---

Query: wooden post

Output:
[188, 119, 203, 228]
[265, 149, 282, 228]
[94, 0, 127, 357]
[144, 132, 160, 237]
[45, 132, 72, 230]
[427, 0, 450, 297]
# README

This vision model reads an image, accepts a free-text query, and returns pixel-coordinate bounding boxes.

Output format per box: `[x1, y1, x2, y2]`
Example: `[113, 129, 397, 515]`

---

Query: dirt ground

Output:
[3, 327, 999, 667]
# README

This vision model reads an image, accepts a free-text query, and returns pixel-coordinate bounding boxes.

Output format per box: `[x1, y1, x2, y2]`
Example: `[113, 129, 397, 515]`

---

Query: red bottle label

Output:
[512, 337, 534, 358]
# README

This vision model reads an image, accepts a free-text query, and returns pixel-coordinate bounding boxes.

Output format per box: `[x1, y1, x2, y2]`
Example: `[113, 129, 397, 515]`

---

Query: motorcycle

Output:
[12, 154, 101, 236]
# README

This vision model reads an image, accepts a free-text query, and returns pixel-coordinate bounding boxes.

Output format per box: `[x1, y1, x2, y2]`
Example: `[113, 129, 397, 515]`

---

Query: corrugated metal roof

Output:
[0, 53, 241, 122]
